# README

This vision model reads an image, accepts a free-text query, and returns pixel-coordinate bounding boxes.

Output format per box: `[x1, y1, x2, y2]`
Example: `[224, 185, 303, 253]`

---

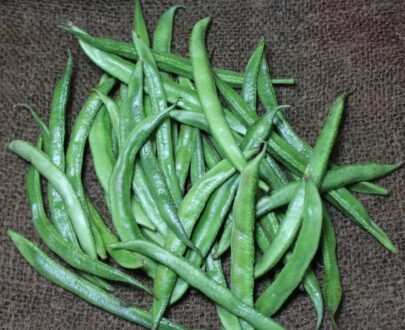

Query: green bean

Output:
[215, 73, 255, 127]
[242, 39, 264, 112]
[190, 17, 248, 173]
[256, 162, 401, 217]
[258, 57, 308, 153]
[108, 109, 171, 242]
[142, 227, 165, 247]
[133, 32, 183, 205]
[169, 110, 247, 135]
[86, 196, 145, 270]
[153, 5, 183, 146]
[47, 51, 78, 247]
[321, 206, 342, 327]
[89, 106, 116, 193]
[350, 182, 389, 195]
[65, 76, 115, 257]
[65, 79, 115, 201]
[112, 240, 284, 330]
[256, 178, 322, 316]
[175, 78, 198, 193]
[328, 187, 397, 252]
[206, 252, 242, 330]
[190, 130, 206, 184]
[26, 166, 150, 291]
[14, 104, 51, 148]
[120, 61, 143, 145]
[153, 5, 184, 51]
[82, 273, 114, 292]
[170, 175, 239, 303]
[302, 268, 324, 330]
[133, 0, 150, 46]
[131, 198, 157, 231]
[231, 149, 264, 330]
[212, 215, 233, 259]
[90, 220, 107, 260]
[255, 181, 305, 278]
[132, 163, 169, 236]
[8, 231, 186, 330]
[202, 136, 223, 168]
[9, 140, 96, 259]
[94, 89, 121, 147]
[63, 23, 294, 87]
[304, 93, 347, 185]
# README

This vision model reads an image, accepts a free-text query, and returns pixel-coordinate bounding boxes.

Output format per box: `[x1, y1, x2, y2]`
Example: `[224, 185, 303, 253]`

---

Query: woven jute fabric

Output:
[1, 0, 404, 329]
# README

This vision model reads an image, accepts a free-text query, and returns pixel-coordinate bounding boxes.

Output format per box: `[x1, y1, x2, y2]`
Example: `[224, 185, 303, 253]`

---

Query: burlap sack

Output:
[1, 0, 403, 329]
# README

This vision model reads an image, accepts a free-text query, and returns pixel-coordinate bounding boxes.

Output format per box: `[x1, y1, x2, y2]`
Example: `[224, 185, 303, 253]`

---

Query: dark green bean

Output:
[8, 231, 186, 330]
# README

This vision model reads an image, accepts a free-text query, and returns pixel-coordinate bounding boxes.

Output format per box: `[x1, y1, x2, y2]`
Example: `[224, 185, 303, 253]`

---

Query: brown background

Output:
[1, 0, 404, 329]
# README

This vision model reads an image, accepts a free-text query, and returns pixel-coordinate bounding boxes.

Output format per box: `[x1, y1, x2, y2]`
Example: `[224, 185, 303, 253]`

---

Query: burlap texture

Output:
[1, 0, 404, 329]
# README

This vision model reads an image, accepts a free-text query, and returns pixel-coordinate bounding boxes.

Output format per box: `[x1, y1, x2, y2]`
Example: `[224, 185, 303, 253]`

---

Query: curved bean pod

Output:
[9, 140, 96, 259]
[112, 240, 284, 330]
[231, 149, 264, 330]
[190, 17, 247, 173]
[108, 109, 171, 242]
[242, 39, 265, 112]
[256, 178, 323, 316]
[8, 231, 186, 330]
[26, 166, 149, 291]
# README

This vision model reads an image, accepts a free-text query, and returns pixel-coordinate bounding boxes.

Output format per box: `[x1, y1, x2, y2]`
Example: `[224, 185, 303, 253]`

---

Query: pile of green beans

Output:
[8, 1, 401, 329]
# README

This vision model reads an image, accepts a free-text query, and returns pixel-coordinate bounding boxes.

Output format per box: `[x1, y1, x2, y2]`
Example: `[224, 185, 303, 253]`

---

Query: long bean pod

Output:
[112, 240, 284, 330]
